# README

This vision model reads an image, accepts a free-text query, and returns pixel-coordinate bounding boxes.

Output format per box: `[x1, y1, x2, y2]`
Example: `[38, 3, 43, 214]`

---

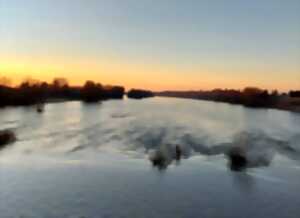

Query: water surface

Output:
[1, 97, 300, 218]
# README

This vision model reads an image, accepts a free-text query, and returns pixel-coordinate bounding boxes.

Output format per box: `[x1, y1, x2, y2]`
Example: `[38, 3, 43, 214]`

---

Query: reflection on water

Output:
[1, 97, 300, 218]
[2, 97, 299, 169]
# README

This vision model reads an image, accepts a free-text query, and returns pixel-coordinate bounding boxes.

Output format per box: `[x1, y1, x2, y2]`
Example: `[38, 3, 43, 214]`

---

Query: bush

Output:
[0, 130, 16, 149]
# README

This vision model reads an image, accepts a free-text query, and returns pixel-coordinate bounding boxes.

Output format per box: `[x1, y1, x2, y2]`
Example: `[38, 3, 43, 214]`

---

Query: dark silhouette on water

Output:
[144, 131, 299, 171]
[149, 144, 184, 170]
[36, 103, 45, 113]
[0, 130, 16, 149]
[150, 150, 169, 170]
[149, 144, 178, 170]
[227, 146, 248, 171]
[175, 145, 182, 161]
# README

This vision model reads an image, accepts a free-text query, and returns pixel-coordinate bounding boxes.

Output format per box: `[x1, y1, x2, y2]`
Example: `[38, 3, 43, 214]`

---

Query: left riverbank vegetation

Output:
[0, 77, 126, 107]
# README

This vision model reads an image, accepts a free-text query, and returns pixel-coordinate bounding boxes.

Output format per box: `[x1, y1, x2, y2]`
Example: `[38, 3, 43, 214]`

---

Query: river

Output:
[1, 97, 300, 218]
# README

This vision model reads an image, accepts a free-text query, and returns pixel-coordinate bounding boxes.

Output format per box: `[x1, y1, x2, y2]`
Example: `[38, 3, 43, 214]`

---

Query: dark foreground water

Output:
[1, 97, 300, 218]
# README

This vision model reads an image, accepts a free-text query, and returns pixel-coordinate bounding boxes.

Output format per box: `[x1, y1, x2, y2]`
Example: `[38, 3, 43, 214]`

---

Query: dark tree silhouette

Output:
[0, 78, 125, 107]
[290, 90, 300, 98]
[81, 81, 104, 102]
[127, 89, 154, 99]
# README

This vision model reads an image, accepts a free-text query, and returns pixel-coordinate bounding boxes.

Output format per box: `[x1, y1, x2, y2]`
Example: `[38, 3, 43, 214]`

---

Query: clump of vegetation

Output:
[227, 146, 248, 171]
[149, 144, 183, 170]
[150, 150, 169, 170]
[81, 81, 125, 102]
[127, 89, 154, 99]
[81, 81, 105, 102]
[0, 130, 16, 149]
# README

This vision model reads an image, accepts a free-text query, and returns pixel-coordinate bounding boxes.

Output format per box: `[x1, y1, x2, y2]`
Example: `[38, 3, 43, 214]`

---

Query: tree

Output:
[242, 87, 271, 107]
[81, 81, 104, 102]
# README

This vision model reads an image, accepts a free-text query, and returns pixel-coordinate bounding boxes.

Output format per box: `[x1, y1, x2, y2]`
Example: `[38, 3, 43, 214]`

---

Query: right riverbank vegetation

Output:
[0, 76, 299, 112]
[156, 88, 300, 113]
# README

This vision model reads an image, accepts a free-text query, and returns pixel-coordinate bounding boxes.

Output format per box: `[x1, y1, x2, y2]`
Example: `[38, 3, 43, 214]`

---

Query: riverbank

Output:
[0, 81, 124, 107]
[156, 89, 300, 113]
[276, 97, 300, 113]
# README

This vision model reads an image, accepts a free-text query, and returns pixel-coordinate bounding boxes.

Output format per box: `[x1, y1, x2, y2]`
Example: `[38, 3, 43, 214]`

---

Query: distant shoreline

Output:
[156, 90, 300, 113]
[1, 80, 300, 114]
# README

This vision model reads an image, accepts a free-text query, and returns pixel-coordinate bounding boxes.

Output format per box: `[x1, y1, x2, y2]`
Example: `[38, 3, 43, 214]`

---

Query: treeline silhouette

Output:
[81, 81, 124, 102]
[127, 89, 154, 99]
[157, 87, 300, 112]
[289, 90, 300, 98]
[0, 78, 125, 107]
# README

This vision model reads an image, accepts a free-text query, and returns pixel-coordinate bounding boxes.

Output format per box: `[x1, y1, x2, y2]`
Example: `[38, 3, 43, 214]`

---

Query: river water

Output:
[1, 97, 300, 218]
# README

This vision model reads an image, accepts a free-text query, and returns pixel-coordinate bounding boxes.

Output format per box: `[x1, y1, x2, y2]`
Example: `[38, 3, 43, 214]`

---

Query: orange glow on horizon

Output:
[0, 55, 299, 92]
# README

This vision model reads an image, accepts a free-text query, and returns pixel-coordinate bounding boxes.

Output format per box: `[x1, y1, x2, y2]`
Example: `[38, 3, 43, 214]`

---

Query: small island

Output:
[127, 89, 154, 99]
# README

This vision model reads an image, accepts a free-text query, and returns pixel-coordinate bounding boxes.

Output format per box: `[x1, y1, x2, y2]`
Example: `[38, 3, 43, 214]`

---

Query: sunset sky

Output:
[0, 0, 299, 91]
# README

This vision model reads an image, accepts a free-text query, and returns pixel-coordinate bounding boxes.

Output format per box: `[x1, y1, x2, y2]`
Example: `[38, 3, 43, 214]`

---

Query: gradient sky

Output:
[1, 0, 299, 91]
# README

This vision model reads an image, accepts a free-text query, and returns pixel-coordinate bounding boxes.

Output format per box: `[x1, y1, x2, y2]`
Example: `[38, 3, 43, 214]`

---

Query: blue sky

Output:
[1, 0, 300, 90]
